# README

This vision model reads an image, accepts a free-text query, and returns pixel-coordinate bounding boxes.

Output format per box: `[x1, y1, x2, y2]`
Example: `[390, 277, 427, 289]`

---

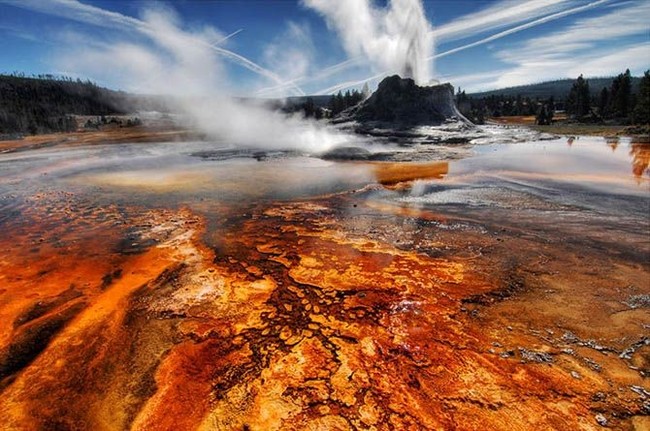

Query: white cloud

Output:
[438, 70, 512, 93]
[4, 0, 145, 33]
[567, 44, 650, 77]
[499, 0, 650, 62]
[491, 43, 650, 89]
[286, 0, 612, 95]
[432, 0, 570, 43]
[0, 22, 48, 43]
[491, 0, 650, 88]
[262, 21, 315, 85]
[3, 0, 305, 95]
[428, 0, 611, 62]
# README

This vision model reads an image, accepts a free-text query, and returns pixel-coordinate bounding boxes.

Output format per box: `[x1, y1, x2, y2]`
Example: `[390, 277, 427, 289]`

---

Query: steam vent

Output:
[352, 75, 472, 126]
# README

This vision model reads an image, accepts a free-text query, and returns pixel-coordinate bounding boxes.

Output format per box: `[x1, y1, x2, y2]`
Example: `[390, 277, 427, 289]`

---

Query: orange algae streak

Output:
[0, 197, 208, 430]
[2, 247, 175, 426]
[630, 141, 650, 179]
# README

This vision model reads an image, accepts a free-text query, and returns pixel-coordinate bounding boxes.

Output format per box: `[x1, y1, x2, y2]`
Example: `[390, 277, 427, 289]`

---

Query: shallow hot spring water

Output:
[0, 135, 648, 430]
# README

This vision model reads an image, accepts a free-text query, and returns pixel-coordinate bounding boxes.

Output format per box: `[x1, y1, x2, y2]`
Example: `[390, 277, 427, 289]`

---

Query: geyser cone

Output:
[352, 75, 473, 126]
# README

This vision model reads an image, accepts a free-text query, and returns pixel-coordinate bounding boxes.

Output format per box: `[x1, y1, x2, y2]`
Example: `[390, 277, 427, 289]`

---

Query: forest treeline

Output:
[2, 70, 648, 136]
[282, 88, 366, 119]
[0, 74, 130, 135]
[457, 69, 650, 125]
[0, 73, 173, 136]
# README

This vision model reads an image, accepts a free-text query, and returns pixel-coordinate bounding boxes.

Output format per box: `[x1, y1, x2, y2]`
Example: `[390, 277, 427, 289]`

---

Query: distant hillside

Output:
[0, 74, 349, 136]
[0, 75, 177, 136]
[0, 74, 130, 135]
[469, 77, 642, 100]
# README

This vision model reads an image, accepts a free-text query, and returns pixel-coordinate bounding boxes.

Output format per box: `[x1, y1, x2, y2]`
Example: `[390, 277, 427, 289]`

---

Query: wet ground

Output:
[0, 130, 648, 430]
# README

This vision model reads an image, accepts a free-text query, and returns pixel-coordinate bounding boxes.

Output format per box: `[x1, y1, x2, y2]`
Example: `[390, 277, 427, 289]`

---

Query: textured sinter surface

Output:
[0, 136, 648, 430]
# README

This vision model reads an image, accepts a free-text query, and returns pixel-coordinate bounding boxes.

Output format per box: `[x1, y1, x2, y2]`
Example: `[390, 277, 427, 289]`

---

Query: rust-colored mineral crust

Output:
[0, 188, 648, 430]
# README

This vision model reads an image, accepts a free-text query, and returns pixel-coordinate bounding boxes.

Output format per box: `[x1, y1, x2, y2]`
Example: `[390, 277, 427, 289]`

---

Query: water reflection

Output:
[372, 161, 448, 185]
[630, 141, 650, 180]
[606, 137, 619, 152]
[470, 137, 649, 185]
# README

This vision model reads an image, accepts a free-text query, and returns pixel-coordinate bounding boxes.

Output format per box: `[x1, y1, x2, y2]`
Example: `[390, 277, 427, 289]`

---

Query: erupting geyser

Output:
[307, 0, 469, 129]
[304, 0, 434, 85]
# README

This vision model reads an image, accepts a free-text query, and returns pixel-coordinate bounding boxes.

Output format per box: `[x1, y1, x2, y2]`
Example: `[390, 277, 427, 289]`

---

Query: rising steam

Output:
[59, 7, 350, 153]
[303, 0, 434, 85]
[57, 1, 434, 153]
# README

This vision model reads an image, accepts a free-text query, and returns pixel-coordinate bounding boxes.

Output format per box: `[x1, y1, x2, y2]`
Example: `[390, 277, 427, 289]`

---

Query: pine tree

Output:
[303, 97, 315, 118]
[566, 74, 591, 119]
[632, 70, 650, 124]
[536, 98, 554, 125]
[598, 87, 610, 117]
[609, 69, 633, 119]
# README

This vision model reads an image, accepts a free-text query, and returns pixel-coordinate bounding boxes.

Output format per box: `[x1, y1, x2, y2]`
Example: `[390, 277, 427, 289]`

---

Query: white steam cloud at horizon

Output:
[57, 7, 352, 153]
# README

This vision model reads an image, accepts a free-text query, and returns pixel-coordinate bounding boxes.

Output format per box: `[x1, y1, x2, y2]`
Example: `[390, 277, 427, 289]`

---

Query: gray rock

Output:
[624, 294, 650, 309]
[630, 385, 650, 398]
[349, 75, 473, 127]
[584, 357, 602, 371]
[619, 337, 650, 360]
[562, 331, 579, 343]
[319, 146, 372, 161]
[519, 348, 553, 363]
[595, 414, 608, 427]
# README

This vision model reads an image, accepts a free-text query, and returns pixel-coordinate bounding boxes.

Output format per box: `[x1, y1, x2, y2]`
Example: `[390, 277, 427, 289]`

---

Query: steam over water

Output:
[57, 1, 437, 152]
[60, 8, 353, 154]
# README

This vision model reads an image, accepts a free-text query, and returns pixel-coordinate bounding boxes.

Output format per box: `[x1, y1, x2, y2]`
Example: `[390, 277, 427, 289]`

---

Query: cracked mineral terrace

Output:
[0, 127, 648, 430]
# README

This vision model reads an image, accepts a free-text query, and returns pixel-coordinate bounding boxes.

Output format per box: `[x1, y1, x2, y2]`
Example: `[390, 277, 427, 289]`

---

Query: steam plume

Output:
[302, 0, 433, 85]
[59, 8, 349, 152]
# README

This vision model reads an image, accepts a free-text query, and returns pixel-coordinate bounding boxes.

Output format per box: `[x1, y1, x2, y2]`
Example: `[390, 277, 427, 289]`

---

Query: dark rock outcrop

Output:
[320, 146, 372, 161]
[337, 75, 472, 127]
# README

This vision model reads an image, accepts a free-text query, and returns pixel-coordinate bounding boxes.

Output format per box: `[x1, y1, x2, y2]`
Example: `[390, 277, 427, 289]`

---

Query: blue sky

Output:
[1, 0, 648, 95]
